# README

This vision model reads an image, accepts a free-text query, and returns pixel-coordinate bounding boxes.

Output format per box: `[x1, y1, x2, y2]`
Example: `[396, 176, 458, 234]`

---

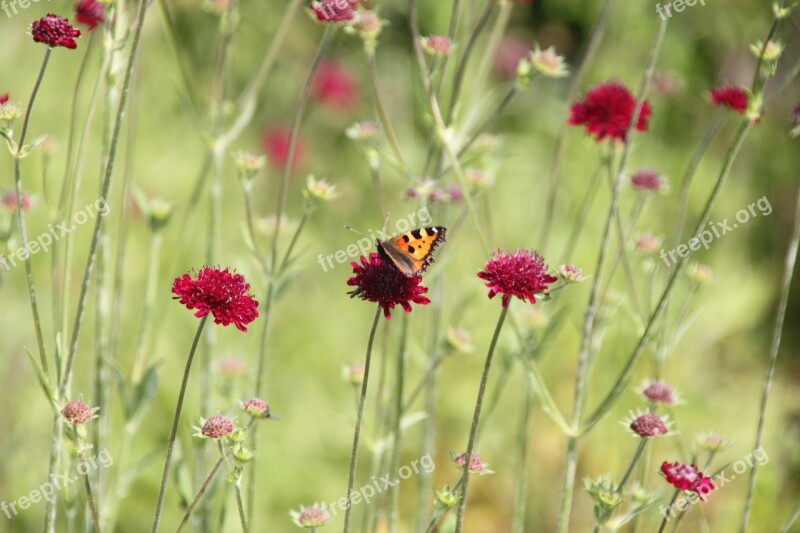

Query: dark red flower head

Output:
[0, 94, 8, 105]
[312, 60, 360, 110]
[709, 85, 748, 113]
[630, 413, 669, 437]
[631, 169, 666, 192]
[32, 14, 81, 49]
[660, 462, 716, 500]
[75, 0, 105, 30]
[172, 267, 259, 331]
[478, 249, 558, 308]
[569, 81, 652, 143]
[347, 253, 431, 319]
[262, 125, 304, 173]
[310, 0, 355, 22]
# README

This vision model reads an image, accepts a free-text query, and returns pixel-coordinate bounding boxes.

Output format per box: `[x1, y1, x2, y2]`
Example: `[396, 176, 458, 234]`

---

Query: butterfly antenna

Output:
[344, 225, 365, 236]
[381, 211, 391, 234]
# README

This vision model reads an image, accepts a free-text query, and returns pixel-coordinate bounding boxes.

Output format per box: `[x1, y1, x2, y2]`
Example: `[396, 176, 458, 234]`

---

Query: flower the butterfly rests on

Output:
[347, 253, 431, 319]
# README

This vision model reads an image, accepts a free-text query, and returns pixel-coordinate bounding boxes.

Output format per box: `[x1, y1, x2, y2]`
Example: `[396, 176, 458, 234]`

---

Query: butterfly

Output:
[377, 226, 447, 277]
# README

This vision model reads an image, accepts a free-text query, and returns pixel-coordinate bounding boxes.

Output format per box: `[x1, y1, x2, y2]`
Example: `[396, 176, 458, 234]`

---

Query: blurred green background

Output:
[1, 0, 799, 531]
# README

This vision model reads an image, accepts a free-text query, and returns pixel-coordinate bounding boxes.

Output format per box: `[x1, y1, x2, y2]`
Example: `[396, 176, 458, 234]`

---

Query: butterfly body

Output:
[377, 226, 446, 277]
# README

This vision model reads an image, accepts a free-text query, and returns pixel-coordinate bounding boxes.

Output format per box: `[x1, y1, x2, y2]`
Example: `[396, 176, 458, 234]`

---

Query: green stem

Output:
[13, 47, 51, 388]
[740, 184, 800, 531]
[80, 452, 102, 533]
[131, 233, 163, 382]
[556, 18, 667, 532]
[387, 314, 409, 533]
[657, 490, 680, 533]
[617, 438, 647, 493]
[453, 305, 509, 532]
[152, 315, 209, 533]
[59, 0, 151, 398]
[672, 112, 723, 246]
[366, 49, 407, 171]
[511, 375, 533, 533]
[539, 0, 615, 251]
[270, 27, 334, 275]
[342, 307, 382, 533]
[176, 459, 224, 533]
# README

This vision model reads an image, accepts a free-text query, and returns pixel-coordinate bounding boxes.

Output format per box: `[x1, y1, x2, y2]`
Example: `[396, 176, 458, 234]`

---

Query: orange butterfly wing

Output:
[378, 227, 446, 277]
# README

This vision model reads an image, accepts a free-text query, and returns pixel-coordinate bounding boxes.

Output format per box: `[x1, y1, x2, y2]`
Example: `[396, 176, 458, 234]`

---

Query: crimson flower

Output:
[61, 400, 95, 424]
[172, 267, 259, 332]
[0, 94, 8, 105]
[310, 0, 355, 22]
[347, 253, 431, 319]
[200, 415, 234, 439]
[75, 0, 105, 30]
[709, 85, 748, 113]
[31, 14, 81, 49]
[660, 462, 716, 500]
[631, 169, 666, 192]
[477, 249, 558, 308]
[569, 81, 652, 142]
[629, 413, 669, 437]
[262, 125, 304, 173]
[312, 60, 360, 110]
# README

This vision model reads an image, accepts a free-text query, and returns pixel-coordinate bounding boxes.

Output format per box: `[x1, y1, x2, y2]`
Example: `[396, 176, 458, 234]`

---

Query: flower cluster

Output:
[172, 267, 259, 331]
[347, 253, 431, 319]
[569, 81, 652, 143]
[61, 400, 96, 424]
[31, 14, 81, 49]
[477, 249, 558, 307]
[74, 0, 105, 30]
[710, 85, 748, 113]
[660, 462, 715, 500]
[453, 452, 493, 475]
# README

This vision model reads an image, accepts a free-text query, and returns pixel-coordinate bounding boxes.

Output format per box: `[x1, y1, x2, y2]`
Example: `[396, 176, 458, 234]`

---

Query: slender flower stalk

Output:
[555, 19, 667, 532]
[79, 452, 102, 533]
[387, 314, 409, 532]
[539, 0, 616, 250]
[13, 47, 52, 393]
[176, 459, 224, 533]
[740, 185, 800, 531]
[342, 307, 382, 533]
[617, 438, 647, 492]
[152, 315, 208, 532]
[366, 49, 407, 171]
[453, 305, 509, 531]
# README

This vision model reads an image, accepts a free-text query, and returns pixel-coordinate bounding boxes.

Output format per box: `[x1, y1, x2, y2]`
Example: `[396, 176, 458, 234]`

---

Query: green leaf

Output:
[23, 347, 56, 405]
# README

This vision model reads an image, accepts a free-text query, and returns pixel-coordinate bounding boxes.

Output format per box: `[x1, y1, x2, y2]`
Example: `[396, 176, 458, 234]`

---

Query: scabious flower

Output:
[660, 462, 715, 500]
[527, 43, 569, 79]
[631, 169, 667, 192]
[61, 400, 95, 424]
[421, 35, 453, 57]
[635, 233, 662, 254]
[199, 415, 234, 439]
[686, 263, 713, 285]
[74, 0, 105, 30]
[305, 175, 339, 202]
[172, 267, 259, 332]
[710, 85, 748, 113]
[2, 192, 33, 212]
[446, 327, 474, 353]
[558, 264, 584, 283]
[638, 380, 679, 405]
[696, 432, 734, 452]
[241, 397, 271, 418]
[625, 412, 671, 438]
[342, 363, 365, 385]
[312, 60, 360, 110]
[32, 14, 81, 49]
[0, 94, 8, 105]
[493, 36, 530, 80]
[310, 0, 355, 22]
[453, 452, 493, 475]
[347, 253, 431, 319]
[345, 121, 379, 141]
[569, 81, 652, 143]
[291, 503, 332, 528]
[478, 249, 558, 308]
[263, 125, 304, 173]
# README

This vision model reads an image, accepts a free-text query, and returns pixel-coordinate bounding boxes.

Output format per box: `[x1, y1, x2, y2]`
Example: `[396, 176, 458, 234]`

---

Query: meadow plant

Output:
[1, 1, 799, 532]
